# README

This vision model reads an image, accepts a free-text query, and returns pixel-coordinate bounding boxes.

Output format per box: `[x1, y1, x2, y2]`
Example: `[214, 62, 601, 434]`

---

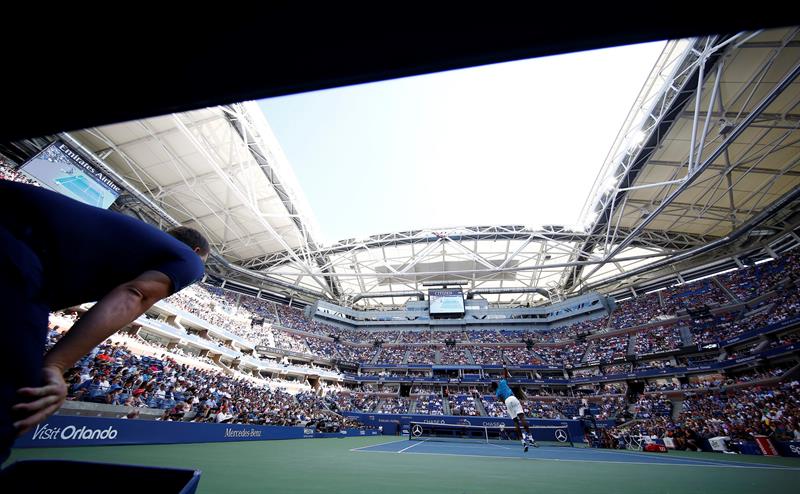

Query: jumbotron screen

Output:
[20, 140, 122, 209]
[428, 288, 465, 315]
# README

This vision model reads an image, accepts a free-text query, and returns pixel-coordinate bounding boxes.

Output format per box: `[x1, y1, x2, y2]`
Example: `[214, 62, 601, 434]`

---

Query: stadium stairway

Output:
[751, 337, 772, 354]
[473, 396, 488, 416]
[679, 326, 694, 346]
[626, 333, 637, 356]
[714, 276, 741, 304]
[580, 341, 595, 364]
[443, 397, 451, 415]
[209, 354, 235, 376]
[743, 302, 775, 320]
[670, 396, 684, 420]
[464, 348, 476, 365]
[780, 363, 800, 384]
[409, 400, 418, 414]
[262, 331, 276, 348]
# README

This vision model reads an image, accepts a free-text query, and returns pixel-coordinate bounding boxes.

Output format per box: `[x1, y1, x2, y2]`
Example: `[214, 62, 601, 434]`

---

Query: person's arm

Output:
[12, 270, 172, 434]
[503, 367, 510, 379]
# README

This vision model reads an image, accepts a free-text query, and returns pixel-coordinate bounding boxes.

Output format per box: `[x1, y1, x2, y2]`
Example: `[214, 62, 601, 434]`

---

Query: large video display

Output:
[429, 288, 465, 315]
[20, 141, 122, 208]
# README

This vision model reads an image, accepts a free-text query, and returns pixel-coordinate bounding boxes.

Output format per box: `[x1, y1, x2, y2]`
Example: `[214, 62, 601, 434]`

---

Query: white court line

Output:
[348, 439, 408, 452]
[398, 439, 429, 453]
[350, 448, 800, 471]
[488, 443, 513, 451]
[559, 446, 783, 469]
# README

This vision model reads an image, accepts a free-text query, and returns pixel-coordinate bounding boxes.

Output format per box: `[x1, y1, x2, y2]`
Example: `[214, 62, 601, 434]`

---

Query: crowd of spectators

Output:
[540, 318, 609, 343]
[430, 331, 468, 343]
[375, 398, 408, 414]
[677, 354, 720, 367]
[601, 363, 632, 375]
[532, 343, 586, 366]
[632, 395, 672, 419]
[644, 366, 791, 393]
[449, 393, 480, 416]
[482, 396, 505, 417]
[406, 347, 438, 365]
[593, 383, 627, 395]
[689, 310, 742, 346]
[397, 331, 465, 343]
[304, 338, 338, 359]
[410, 385, 438, 395]
[133, 247, 800, 372]
[479, 389, 629, 420]
[267, 330, 309, 354]
[54, 334, 356, 427]
[717, 254, 800, 302]
[595, 396, 628, 420]
[612, 293, 665, 329]
[633, 358, 674, 370]
[361, 331, 400, 344]
[272, 303, 339, 338]
[470, 346, 506, 365]
[439, 347, 470, 365]
[0, 161, 40, 186]
[663, 280, 731, 314]
[621, 381, 800, 445]
[375, 347, 408, 364]
[583, 334, 630, 363]
[634, 325, 683, 354]
[501, 346, 540, 365]
[415, 395, 444, 415]
[468, 330, 505, 342]
[165, 286, 254, 339]
[325, 391, 380, 413]
[336, 345, 377, 363]
[571, 367, 600, 378]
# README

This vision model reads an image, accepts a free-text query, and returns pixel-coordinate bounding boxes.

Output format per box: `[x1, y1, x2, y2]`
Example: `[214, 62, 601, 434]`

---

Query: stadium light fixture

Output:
[600, 176, 618, 194]
[627, 129, 647, 149]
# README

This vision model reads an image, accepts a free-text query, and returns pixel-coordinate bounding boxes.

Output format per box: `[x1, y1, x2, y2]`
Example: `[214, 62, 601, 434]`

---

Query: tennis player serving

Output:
[490, 368, 537, 451]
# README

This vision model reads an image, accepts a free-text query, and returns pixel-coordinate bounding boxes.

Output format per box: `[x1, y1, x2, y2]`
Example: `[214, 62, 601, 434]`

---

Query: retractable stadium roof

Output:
[3, 20, 799, 309]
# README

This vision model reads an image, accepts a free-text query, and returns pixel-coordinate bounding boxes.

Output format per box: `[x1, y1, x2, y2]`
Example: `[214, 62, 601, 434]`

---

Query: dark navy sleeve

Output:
[153, 248, 205, 295]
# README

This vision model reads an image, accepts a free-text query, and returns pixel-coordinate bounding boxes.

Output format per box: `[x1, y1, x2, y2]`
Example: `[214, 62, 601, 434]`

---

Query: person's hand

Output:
[12, 365, 68, 436]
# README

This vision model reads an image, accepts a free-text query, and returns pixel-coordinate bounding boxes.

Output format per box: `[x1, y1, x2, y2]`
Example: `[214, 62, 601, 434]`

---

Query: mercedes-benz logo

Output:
[411, 425, 423, 437]
[555, 429, 568, 442]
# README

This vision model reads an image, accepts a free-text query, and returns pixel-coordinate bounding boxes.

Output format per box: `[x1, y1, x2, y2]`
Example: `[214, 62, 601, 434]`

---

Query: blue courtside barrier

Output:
[775, 441, 800, 458]
[13, 416, 377, 449]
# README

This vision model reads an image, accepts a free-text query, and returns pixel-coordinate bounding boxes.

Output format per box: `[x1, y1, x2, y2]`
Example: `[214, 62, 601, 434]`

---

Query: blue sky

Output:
[258, 41, 666, 244]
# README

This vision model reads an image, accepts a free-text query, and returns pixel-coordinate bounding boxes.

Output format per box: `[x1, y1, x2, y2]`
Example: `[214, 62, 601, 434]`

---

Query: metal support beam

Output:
[578, 57, 800, 287]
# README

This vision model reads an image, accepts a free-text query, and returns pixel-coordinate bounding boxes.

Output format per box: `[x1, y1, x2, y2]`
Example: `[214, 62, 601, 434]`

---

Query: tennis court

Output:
[355, 436, 800, 469]
[7, 436, 800, 494]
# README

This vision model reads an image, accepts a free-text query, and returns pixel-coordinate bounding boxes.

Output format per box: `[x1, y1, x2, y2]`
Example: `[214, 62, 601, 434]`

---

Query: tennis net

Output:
[408, 421, 576, 447]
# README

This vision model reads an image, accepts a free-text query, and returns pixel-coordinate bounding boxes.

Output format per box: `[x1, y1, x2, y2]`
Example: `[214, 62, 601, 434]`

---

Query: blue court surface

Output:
[352, 438, 800, 471]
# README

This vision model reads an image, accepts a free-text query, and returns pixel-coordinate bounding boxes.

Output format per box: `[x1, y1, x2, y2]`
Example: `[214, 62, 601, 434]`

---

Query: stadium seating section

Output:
[8, 160, 799, 445]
